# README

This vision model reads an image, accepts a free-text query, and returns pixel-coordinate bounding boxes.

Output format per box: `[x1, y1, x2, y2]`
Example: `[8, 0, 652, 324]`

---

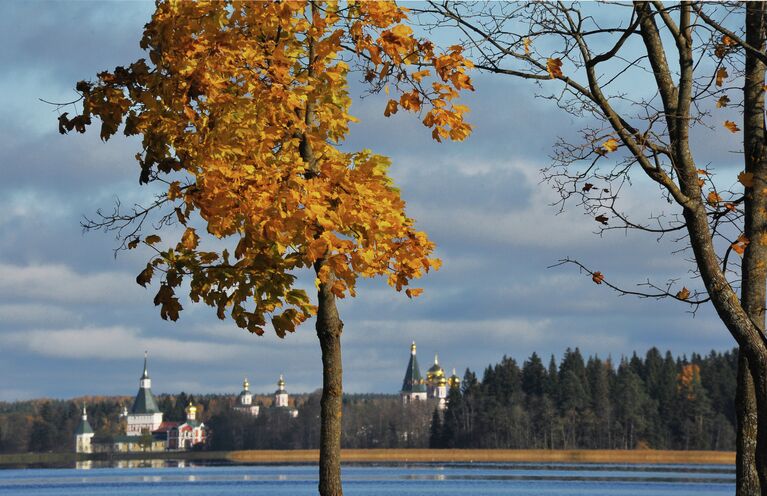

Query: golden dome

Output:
[426, 354, 445, 381]
[243, 378, 250, 390]
[448, 368, 461, 388]
[185, 401, 197, 417]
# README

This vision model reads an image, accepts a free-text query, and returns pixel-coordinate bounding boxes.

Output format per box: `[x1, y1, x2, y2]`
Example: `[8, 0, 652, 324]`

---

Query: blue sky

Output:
[0, 2, 740, 400]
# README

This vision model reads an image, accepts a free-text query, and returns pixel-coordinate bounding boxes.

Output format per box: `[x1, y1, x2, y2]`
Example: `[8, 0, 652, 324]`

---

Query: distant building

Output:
[86, 353, 205, 453]
[126, 352, 164, 436]
[401, 342, 461, 409]
[273, 375, 298, 418]
[74, 405, 94, 453]
[400, 342, 428, 403]
[233, 378, 260, 416]
[425, 355, 448, 409]
[168, 402, 207, 449]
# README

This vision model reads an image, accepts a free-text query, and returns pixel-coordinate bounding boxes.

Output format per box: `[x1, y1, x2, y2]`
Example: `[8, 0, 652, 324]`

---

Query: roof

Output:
[154, 421, 179, 433]
[131, 386, 161, 414]
[74, 418, 93, 435]
[401, 349, 427, 393]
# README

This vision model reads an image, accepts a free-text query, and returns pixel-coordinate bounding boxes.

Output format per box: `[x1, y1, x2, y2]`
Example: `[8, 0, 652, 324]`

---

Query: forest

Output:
[0, 346, 737, 453]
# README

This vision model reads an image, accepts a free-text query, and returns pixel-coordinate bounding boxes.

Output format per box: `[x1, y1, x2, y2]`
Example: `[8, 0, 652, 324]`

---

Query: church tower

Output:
[126, 352, 164, 436]
[274, 374, 289, 408]
[74, 404, 94, 453]
[400, 342, 427, 403]
[234, 377, 260, 416]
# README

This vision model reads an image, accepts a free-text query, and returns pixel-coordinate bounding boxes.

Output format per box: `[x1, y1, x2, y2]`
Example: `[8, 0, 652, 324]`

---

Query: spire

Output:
[243, 377, 250, 391]
[278, 374, 285, 391]
[81, 404, 88, 420]
[141, 350, 149, 379]
[434, 353, 439, 365]
[401, 341, 426, 394]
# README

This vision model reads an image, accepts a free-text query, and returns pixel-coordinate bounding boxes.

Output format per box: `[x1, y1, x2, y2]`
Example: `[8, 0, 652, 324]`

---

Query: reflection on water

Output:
[0, 461, 735, 496]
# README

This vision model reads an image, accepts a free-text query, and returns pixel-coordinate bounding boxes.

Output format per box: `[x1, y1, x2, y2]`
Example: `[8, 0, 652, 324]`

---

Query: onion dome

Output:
[240, 377, 251, 395]
[448, 368, 461, 389]
[185, 401, 197, 420]
[426, 354, 445, 383]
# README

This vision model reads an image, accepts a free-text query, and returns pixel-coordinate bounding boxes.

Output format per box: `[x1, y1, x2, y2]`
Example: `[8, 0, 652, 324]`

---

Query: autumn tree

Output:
[423, 1, 767, 493]
[55, 2, 472, 494]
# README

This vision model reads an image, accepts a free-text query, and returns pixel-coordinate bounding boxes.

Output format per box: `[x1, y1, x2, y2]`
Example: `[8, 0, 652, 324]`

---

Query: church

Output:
[75, 353, 207, 453]
[232, 374, 298, 418]
[400, 341, 461, 409]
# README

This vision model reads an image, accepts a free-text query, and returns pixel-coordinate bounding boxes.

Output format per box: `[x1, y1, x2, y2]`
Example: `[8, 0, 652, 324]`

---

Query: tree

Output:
[56, 2, 471, 494]
[424, 2, 767, 492]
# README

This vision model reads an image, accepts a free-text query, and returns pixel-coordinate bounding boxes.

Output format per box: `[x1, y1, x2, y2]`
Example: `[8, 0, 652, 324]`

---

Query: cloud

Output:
[0, 325, 243, 363]
[0, 304, 79, 325]
[0, 263, 143, 304]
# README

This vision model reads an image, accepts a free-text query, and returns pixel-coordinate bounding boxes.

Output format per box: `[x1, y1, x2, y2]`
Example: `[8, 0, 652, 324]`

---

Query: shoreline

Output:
[0, 448, 735, 467]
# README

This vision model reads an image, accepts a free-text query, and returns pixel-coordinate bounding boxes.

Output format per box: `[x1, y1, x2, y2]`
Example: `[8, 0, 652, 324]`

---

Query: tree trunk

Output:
[315, 261, 344, 496]
[738, 354, 760, 496]
[741, 3, 767, 494]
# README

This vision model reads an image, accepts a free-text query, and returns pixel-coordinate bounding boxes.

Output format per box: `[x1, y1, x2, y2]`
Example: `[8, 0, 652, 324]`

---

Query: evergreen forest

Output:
[0, 347, 737, 453]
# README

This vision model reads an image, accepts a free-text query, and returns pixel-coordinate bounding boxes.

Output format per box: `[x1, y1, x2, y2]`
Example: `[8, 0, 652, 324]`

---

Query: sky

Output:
[0, 2, 744, 401]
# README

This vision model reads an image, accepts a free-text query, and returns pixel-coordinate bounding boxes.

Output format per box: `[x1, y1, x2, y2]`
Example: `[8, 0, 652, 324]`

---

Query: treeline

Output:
[0, 347, 738, 453]
[433, 347, 737, 451]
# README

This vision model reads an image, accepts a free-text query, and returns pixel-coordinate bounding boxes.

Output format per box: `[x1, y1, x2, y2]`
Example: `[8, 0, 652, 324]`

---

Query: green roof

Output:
[74, 418, 93, 435]
[401, 351, 426, 393]
[131, 387, 161, 414]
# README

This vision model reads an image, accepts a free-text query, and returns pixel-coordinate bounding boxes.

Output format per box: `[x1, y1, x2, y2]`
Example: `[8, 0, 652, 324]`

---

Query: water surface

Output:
[0, 461, 735, 495]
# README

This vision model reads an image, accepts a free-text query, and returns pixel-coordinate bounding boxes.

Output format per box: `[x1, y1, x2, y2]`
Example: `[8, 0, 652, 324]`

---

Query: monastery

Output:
[75, 354, 298, 453]
[400, 341, 461, 409]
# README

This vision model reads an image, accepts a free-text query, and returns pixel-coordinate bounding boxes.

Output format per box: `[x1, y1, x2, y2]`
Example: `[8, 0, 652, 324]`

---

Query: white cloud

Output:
[0, 325, 244, 362]
[0, 263, 143, 304]
[0, 304, 79, 325]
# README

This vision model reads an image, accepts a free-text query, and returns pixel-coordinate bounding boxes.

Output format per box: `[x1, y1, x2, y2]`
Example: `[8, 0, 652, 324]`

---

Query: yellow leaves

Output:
[180, 227, 199, 250]
[523, 37, 531, 55]
[732, 234, 750, 255]
[547, 57, 563, 79]
[716, 95, 730, 108]
[384, 99, 399, 116]
[405, 287, 423, 298]
[715, 67, 728, 87]
[399, 91, 421, 112]
[738, 171, 755, 188]
[602, 138, 619, 153]
[63, 0, 445, 338]
[676, 287, 690, 300]
[724, 120, 740, 133]
[591, 271, 605, 284]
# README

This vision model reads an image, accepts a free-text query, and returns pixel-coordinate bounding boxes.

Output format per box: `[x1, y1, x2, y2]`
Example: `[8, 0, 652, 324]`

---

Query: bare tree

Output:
[420, 2, 767, 493]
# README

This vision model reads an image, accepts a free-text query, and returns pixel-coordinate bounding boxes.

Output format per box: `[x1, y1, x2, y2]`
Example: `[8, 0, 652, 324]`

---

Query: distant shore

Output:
[0, 448, 735, 467]
[228, 448, 735, 465]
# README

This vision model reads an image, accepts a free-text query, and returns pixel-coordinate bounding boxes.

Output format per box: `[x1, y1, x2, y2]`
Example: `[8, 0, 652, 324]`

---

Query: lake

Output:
[0, 461, 734, 495]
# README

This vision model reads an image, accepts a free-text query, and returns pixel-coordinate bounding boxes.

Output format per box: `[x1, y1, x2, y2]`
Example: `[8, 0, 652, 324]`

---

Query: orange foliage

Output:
[61, 1, 472, 337]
